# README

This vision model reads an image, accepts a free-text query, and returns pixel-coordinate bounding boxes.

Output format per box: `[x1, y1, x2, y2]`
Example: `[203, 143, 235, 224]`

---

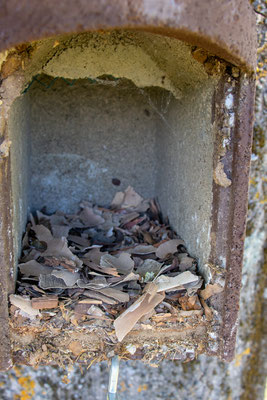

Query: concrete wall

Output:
[28, 79, 160, 212]
[8, 94, 30, 277]
[156, 81, 214, 267]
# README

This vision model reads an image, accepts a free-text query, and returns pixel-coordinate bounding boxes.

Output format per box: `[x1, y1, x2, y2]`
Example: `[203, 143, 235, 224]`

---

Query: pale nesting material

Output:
[155, 271, 199, 292]
[10, 294, 40, 318]
[114, 282, 164, 342]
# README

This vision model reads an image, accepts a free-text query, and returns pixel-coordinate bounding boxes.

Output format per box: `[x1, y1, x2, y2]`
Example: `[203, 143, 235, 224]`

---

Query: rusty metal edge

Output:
[220, 73, 255, 362]
[0, 0, 257, 71]
[209, 72, 255, 362]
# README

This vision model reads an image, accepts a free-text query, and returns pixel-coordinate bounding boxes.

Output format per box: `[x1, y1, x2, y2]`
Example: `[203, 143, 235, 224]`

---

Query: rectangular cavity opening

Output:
[5, 31, 222, 365]
[9, 74, 215, 273]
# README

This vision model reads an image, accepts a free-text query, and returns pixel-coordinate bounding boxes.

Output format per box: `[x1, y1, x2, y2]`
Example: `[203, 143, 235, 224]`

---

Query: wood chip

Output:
[82, 259, 119, 277]
[152, 313, 178, 322]
[179, 310, 203, 317]
[78, 299, 102, 305]
[31, 295, 58, 309]
[38, 233, 83, 269]
[42, 256, 77, 271]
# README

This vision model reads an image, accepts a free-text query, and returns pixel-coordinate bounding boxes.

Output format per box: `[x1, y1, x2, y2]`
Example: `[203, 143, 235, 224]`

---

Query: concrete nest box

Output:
[0, 0, 256, 370]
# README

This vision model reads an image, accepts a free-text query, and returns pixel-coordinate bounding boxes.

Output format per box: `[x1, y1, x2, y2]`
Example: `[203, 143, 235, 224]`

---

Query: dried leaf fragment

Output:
[200, 283, 224, 300]
[127, 245, 156, 255]
[200, 298, 213, 321]
[114, 282, 164, 342]
[111, 186, 143, 209]
[87, 305, 105, 317]
[137, 259, 163, 280]
[155, 239, 184, 259]
[51, 269, 80, 287]
[83, 290, 118, 305]
[155, 271, 199, 292]
[100, 252, 134, 274]
[77, 276, 107, 290]
[18, 260, 52, 277]
[122, 186, 143, 208]
[52, 225, 70, 238]
[42, 256, 77, 271]
[39, 274, 72, 289]
[79, 206, 105, 227]
[97, 288, 129, 302]
[68, 341, 83, 357]
[178, 295, 202, 311]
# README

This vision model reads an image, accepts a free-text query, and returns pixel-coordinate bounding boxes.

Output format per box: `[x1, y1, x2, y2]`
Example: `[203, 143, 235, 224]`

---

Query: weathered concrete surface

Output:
[0, 0, 257, 71]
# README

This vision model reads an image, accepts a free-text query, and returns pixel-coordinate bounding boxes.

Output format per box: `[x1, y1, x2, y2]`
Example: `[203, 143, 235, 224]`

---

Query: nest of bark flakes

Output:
[10, 186, 215, 344]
